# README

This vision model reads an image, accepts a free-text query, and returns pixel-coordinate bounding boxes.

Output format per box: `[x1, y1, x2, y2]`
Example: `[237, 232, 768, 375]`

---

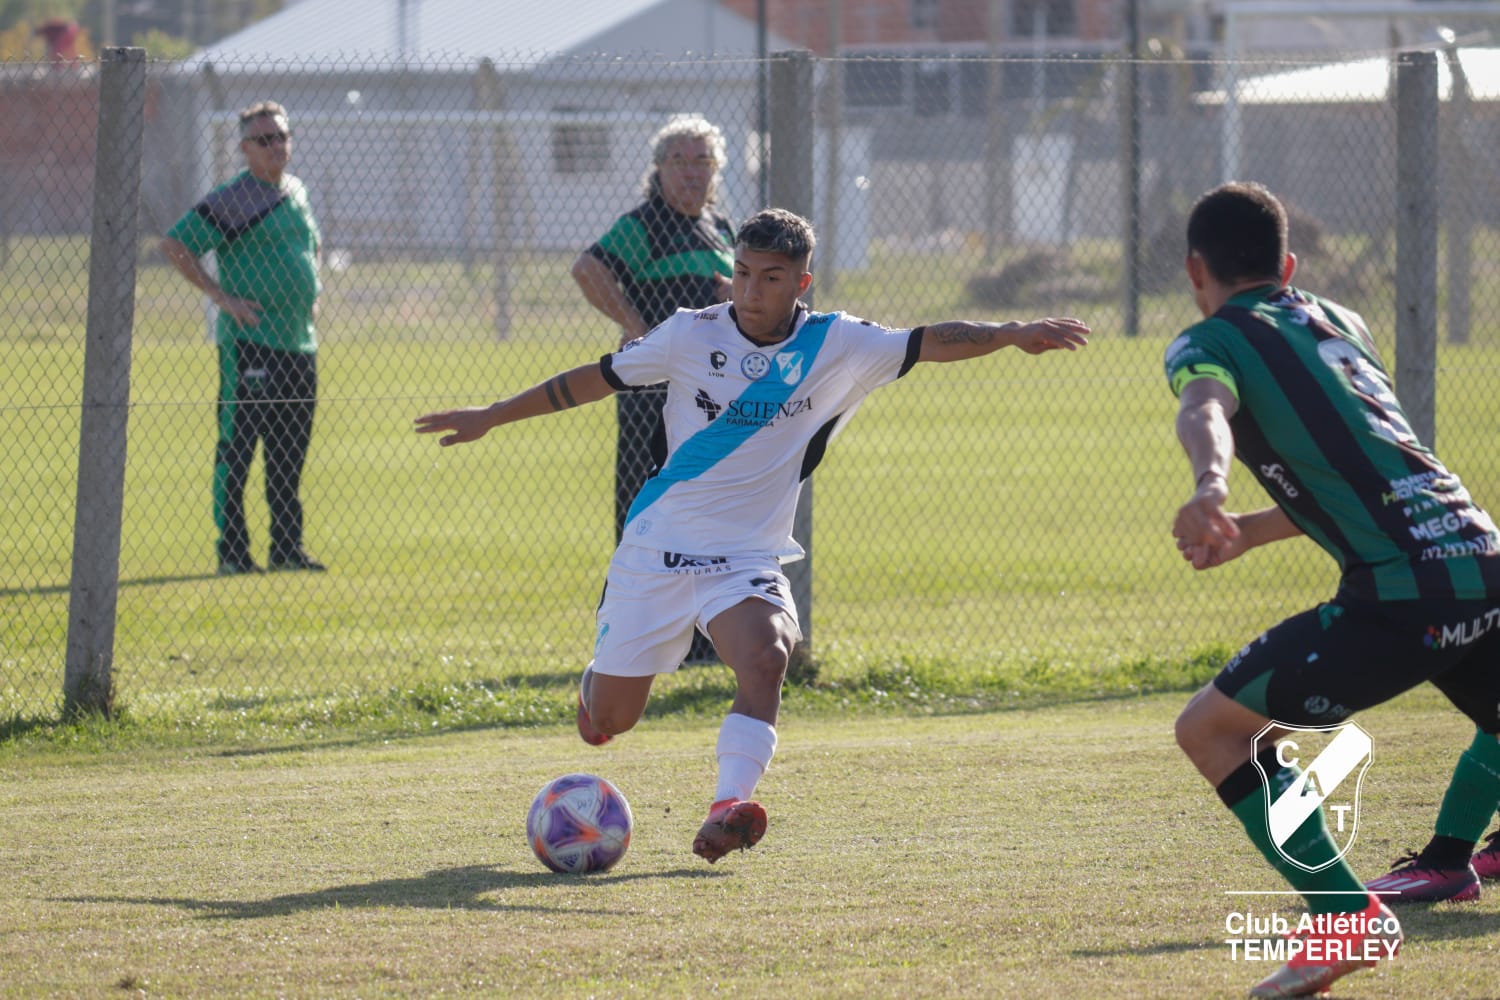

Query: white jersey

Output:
[601, 304, 920, 559]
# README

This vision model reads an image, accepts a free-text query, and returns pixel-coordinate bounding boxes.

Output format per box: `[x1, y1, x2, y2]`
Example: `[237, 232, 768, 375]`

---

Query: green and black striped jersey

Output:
[167, 170, 321, 354]
[586, 194, 734, 330]
[1165, 284, 1500, 601]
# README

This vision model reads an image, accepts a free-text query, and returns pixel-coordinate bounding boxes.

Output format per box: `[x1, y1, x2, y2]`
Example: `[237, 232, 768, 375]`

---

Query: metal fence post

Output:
[476, 58, 515, 341]
[1394, 50, 1438, 447]
[768, 50, 817, 670]
[1121, 0, 1142, 338]
[64, 47, 146, 718]
[1441, 40, 1472, 346]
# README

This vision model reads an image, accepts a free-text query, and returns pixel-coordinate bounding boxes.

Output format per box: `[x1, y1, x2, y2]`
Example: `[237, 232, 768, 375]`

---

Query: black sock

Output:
[1418, 835, 1476, 870]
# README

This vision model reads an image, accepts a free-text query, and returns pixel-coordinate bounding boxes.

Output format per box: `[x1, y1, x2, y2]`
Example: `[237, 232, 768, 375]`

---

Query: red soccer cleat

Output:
[1366, 850, 1481, 903]
[691, 798, 767, 863]
[1473, 829, 1500, 881]
[1248, 897, 1402, 999]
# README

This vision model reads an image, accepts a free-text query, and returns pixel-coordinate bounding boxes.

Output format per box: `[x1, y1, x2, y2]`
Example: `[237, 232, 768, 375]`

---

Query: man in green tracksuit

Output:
[162, 101, 325, 575]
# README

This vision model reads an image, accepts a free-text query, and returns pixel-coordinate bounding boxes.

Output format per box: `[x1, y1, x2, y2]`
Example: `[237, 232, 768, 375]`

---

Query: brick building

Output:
[720, 0, 1126, 52]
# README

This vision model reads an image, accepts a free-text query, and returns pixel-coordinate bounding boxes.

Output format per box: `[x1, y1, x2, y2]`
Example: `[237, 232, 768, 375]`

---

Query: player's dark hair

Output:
[736, 208, 816, 266]
[1186, 181, 1287, 285]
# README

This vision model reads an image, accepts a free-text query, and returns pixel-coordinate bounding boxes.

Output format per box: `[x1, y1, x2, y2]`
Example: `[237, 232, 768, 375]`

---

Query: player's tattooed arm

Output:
[542, 372, 580, 411]
[415, 363, 616, 447]
[928, 321, 1009, 346]
[917, 317, 1089, 364]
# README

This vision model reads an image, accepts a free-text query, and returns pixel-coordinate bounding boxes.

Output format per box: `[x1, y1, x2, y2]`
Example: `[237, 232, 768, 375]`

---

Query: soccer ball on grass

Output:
[526, 772, 633, 874]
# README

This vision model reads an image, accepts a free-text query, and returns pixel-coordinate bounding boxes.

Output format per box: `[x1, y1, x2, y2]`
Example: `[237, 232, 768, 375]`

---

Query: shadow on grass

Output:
[5, 650, 1216, 756]
[1386, 904, 1500, 943]
[54, 863, 726, 919]
[1069, 939, 1214, 958]
[0, 713, 58, 742]
[0, 572, 226, 598]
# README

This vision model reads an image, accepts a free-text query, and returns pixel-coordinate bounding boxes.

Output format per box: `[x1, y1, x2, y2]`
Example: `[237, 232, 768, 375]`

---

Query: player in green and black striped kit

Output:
[162, 101, 324, 575]
[1166, 182, 1500, 998]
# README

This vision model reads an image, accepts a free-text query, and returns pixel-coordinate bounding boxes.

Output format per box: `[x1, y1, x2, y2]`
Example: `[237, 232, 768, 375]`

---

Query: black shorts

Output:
[1213, 593, 1500, 733]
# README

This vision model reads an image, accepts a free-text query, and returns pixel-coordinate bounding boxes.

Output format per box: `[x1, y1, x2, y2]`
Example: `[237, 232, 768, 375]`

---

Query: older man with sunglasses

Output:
[162, 100, 326, 576]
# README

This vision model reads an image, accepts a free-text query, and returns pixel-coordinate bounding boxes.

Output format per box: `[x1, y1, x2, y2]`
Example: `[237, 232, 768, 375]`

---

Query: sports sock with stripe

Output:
[1216, 746, 1371, 915]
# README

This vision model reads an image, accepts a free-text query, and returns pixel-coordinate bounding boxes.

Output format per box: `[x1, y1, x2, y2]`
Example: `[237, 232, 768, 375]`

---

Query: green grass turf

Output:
[4, 236, 1500, 736]
[1, 685, 1496, 998]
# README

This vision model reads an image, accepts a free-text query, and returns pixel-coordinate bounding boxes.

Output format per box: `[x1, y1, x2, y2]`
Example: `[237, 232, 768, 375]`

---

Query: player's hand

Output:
[414, 405, 497, 447]
[217, 295, 263, 328]
[1172, 479, 1242, 570]
[1011, 317, 1090, 354]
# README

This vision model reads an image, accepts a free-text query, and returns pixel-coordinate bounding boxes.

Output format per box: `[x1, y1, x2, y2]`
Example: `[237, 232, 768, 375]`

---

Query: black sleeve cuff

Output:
[599, 354, 634, 392]
[898, 327, 925, 378]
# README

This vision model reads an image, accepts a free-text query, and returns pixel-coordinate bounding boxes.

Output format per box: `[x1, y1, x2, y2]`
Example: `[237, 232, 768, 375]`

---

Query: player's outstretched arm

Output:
[414, 363, 615, 447]
[915, 317, 1089, 364]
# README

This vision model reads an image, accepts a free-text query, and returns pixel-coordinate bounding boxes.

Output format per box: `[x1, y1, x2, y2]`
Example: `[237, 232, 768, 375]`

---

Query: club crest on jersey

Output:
[775, 351, 805, 385]
[1251, 721, 1372, 873]
[741, 352, 771, 380]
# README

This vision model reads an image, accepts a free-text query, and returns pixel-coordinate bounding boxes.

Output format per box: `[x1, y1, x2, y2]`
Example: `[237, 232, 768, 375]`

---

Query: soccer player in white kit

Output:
[416, 209, 1089, 862]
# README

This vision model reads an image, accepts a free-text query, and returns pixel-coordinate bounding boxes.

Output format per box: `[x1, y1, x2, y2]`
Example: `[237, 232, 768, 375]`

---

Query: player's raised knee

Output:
[588, 701, 642, 737]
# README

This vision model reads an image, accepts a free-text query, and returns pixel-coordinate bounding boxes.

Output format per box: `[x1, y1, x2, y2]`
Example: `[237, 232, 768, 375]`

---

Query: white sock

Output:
[714, 712, 777, 803]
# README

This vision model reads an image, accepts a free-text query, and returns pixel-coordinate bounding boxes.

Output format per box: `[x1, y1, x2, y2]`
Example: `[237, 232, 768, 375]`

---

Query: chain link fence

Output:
[5, 45, 1500, 721]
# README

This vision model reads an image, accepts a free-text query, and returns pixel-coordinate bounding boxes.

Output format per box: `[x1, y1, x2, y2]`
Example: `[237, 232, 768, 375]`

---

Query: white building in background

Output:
[155, 0, 871, 272]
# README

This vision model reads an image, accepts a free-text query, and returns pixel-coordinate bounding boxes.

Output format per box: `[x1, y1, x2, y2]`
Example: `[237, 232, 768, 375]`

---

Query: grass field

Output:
[6, 235, 1500, 734]
[2, 685, 1497, 998]
[3, 231, 1500, 997]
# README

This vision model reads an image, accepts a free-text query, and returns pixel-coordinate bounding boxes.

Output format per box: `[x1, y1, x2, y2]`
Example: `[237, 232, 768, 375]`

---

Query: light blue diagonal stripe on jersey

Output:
[624, 312, 835, 532]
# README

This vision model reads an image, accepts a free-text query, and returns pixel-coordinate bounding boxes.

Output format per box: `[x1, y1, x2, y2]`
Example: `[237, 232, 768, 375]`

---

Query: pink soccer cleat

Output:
[1366, 850, 1481, 903]
[1248, 897, 1402, 999]
[1472, 829, 1500, 881]
[691, 798, 767, 863]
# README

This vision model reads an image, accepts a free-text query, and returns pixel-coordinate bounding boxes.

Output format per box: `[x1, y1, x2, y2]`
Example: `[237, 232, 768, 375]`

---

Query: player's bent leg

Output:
[581, 670, 655, 739]
[707, 597, 799, 724]
[1175, 682, 1276, 785]
[687, 597, 797, 863]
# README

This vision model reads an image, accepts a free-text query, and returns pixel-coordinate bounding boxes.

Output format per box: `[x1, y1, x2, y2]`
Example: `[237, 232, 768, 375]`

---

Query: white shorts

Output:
[588, 544, 800, 678]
